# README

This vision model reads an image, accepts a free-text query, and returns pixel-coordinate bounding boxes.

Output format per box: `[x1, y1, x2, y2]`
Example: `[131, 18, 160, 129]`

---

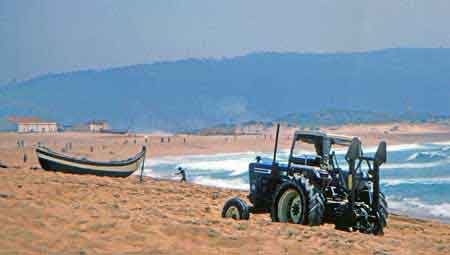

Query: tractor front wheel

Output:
[271, 177, 325, 226]
[222, 197, 250, 220]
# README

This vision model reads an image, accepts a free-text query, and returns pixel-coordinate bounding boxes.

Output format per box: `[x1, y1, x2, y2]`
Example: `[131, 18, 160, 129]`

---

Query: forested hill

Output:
[1, 48, 449, 131]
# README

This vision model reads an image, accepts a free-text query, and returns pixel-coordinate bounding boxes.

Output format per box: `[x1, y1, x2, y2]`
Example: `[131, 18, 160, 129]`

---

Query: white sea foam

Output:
[192, 176, 249, 190]
[431, 141, 450, 146]
[382, 177, 450, 186]
[175, 159, 250, 176]
[146, 142, 433, 169]
[382, 159, 450, 170]
[407, 151, 447, 162]
[382, 162, 433, 170]
[145, 151, 261, 167]
[362, 143, 427, 154]
[136, 167, 179, 180]
[388, 197, 450, 218]
[388, 143, 428, 151]
[328, 143, 427, 156]
[144, 158, 177, 167]
[139, 165, 249, 189]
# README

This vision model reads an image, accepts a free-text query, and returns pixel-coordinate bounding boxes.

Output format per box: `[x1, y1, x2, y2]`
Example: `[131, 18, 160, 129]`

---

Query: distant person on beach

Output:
[176, 167, 187, 182]
[17, 140, 24, 148]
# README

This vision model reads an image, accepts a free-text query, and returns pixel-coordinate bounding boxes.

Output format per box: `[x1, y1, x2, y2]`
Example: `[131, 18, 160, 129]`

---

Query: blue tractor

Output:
[222, 124, 388, 235]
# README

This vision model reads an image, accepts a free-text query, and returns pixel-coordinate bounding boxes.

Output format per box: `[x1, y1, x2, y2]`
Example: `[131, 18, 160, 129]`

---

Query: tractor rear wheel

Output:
[271, 177, 325, 226]
[379, 192, 389, 227]
[358, 189, 389, 227]
[222, 197, 250, 220]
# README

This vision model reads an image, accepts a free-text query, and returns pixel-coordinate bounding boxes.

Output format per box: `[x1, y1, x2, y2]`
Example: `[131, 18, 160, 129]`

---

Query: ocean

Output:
[142, 141, 450, 222]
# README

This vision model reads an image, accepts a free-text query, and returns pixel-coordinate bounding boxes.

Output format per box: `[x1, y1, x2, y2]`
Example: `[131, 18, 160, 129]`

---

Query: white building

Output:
[18, 122, 58, 133]
[9, 117, 58, 133]
[87, 120, 109, 132]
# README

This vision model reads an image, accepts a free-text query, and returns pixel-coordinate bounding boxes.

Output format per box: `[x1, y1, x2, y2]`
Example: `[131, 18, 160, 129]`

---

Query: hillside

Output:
[1, 48, 450, 131]
[196, 109, 449, 135]
[276, 109, 449, 127]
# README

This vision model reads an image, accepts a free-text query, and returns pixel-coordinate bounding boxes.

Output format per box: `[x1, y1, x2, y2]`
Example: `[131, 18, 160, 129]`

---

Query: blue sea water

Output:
[143, 141, 450, 222]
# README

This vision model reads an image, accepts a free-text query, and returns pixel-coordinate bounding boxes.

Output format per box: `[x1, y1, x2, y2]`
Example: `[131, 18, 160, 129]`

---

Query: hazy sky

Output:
[1, 0, 450, 83]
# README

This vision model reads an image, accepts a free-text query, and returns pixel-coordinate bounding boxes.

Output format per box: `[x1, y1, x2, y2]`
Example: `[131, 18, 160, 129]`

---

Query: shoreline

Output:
[138, 169, 450, 225]
[389, 209, 450, 225]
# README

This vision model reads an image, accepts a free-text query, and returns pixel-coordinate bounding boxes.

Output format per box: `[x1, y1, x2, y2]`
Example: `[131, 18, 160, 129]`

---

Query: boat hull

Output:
[36, 147, 145, 178]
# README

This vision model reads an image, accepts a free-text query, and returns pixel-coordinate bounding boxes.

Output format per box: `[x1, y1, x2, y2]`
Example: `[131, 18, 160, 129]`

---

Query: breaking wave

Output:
[407, 151, 447, 162]
[388, 197, 450, 219]
[192, 176, 249, 190]
[363, 143, 428, 153]
[175, 159, 250, 176]
[382, 177, 450, 186]
[378, 161, 449, 170]
[145, 151, 261, 167]
[431, 141, 450, 146]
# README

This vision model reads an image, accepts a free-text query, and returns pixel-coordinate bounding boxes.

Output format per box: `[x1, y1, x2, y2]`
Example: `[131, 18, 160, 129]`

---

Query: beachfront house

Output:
[87, 120, 109, 132]
[8, 116, 58, 133]
[65, 120, 111, 132]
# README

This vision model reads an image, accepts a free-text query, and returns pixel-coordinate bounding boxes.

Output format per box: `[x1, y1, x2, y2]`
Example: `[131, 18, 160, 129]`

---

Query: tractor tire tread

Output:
[222, 197, 250, 220]
[270, 176, 325, 226]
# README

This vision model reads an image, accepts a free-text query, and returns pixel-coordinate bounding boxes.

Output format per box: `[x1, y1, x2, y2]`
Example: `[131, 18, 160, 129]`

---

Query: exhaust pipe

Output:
[270, 123, 281, 183]
[272, 123, 280, 165]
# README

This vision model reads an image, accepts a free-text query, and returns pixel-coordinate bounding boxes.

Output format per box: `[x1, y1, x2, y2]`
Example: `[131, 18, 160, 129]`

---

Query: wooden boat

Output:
[36, 146, 146, 177]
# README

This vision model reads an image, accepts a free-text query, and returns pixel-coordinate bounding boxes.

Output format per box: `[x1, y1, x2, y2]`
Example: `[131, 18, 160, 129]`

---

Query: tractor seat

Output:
[290, 156, 322, 167]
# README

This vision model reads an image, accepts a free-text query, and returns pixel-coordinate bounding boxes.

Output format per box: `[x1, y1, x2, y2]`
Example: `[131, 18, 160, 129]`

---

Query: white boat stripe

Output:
[37, 152, 143, 172]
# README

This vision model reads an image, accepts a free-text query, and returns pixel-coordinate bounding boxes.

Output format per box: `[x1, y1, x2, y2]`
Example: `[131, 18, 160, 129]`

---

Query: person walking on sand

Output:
[176, 167, 187, 182]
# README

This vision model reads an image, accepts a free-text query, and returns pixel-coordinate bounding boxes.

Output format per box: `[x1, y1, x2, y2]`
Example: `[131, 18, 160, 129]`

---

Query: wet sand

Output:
[1, 123, 450, 254]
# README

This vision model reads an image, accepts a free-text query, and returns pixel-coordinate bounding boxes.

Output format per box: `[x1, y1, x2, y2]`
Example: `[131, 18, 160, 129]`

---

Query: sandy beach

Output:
[1, 123, 450, 166]
[1, 123, 450, 254]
